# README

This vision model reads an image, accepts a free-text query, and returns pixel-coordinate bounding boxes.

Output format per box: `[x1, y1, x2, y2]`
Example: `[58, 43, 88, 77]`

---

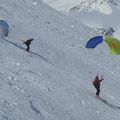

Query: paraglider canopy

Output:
[86, 36, 103, 48]
[0, 20, 9, 38]
[105, 36, 120, 54]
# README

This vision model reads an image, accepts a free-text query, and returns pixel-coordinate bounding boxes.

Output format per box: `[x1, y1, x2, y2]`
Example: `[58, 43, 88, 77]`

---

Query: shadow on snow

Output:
[2, 38, 64, 71]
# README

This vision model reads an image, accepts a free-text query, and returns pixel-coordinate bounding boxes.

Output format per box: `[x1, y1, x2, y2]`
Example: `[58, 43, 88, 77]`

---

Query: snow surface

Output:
[0, 0, 120, 120]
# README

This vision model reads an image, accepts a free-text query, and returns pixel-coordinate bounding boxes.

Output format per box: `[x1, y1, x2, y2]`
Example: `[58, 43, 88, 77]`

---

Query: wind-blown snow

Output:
[0, 0, 120, 120]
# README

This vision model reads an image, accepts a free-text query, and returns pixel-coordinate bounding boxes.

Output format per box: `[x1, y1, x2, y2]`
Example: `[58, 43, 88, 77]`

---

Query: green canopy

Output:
[105, 36, 120, 54]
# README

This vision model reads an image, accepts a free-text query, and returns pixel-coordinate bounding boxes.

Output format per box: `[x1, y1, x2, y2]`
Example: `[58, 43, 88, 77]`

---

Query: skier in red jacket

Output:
[93, 75, 104, 96]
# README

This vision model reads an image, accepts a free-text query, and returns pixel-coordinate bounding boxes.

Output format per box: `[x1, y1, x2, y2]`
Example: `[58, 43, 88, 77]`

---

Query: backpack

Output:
[92, 80, 95, 86]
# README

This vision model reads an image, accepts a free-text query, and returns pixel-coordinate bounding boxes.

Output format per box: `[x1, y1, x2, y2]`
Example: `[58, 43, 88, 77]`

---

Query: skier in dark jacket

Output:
[93, 75, 104, 96]
[23, 38, 33, 52]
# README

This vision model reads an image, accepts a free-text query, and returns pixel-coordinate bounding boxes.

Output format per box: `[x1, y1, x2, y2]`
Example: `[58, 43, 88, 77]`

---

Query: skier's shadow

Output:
[31, 51, 48, 61]
[3, 38, 25, 50]
[3, 38, 48, 62]
[2, 38, 47, 60]
[105, 102, 120, 110]
[100, 98, 120, 110]
[90, 92, 120, 110]
[2, 38, 64, 70]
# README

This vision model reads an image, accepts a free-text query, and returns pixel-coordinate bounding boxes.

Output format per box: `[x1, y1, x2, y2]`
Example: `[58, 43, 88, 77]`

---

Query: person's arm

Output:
[100, 80, 103, 82]
[101, 75, 104, 80]
[21, 40, 26, 44]
[100, 77, 104, 82]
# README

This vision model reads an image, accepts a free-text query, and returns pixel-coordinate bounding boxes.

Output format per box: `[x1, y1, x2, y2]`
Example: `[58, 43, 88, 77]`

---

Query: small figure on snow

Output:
[93, 75, 104, 96]
[23, 38, 33, 52]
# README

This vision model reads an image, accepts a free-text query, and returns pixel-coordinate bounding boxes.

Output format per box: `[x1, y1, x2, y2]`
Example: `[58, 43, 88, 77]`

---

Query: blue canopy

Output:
[0, 20, 9, 38]
[86, 36, 103, 48]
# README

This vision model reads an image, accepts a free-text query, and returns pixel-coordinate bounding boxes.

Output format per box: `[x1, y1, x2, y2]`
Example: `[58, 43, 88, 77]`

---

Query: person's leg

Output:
[95, 86, 100, 96]
[26, 45, 30, 51]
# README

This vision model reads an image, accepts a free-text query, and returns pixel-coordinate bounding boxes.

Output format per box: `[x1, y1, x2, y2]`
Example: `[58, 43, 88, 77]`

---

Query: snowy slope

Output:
[42, 0, 120, 14]
[0, 0, 120, 120]
[42, 0, 120, 36]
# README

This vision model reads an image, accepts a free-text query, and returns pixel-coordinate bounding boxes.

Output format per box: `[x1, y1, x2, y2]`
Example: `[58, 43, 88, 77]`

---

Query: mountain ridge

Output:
[42, 0, 120, 14]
